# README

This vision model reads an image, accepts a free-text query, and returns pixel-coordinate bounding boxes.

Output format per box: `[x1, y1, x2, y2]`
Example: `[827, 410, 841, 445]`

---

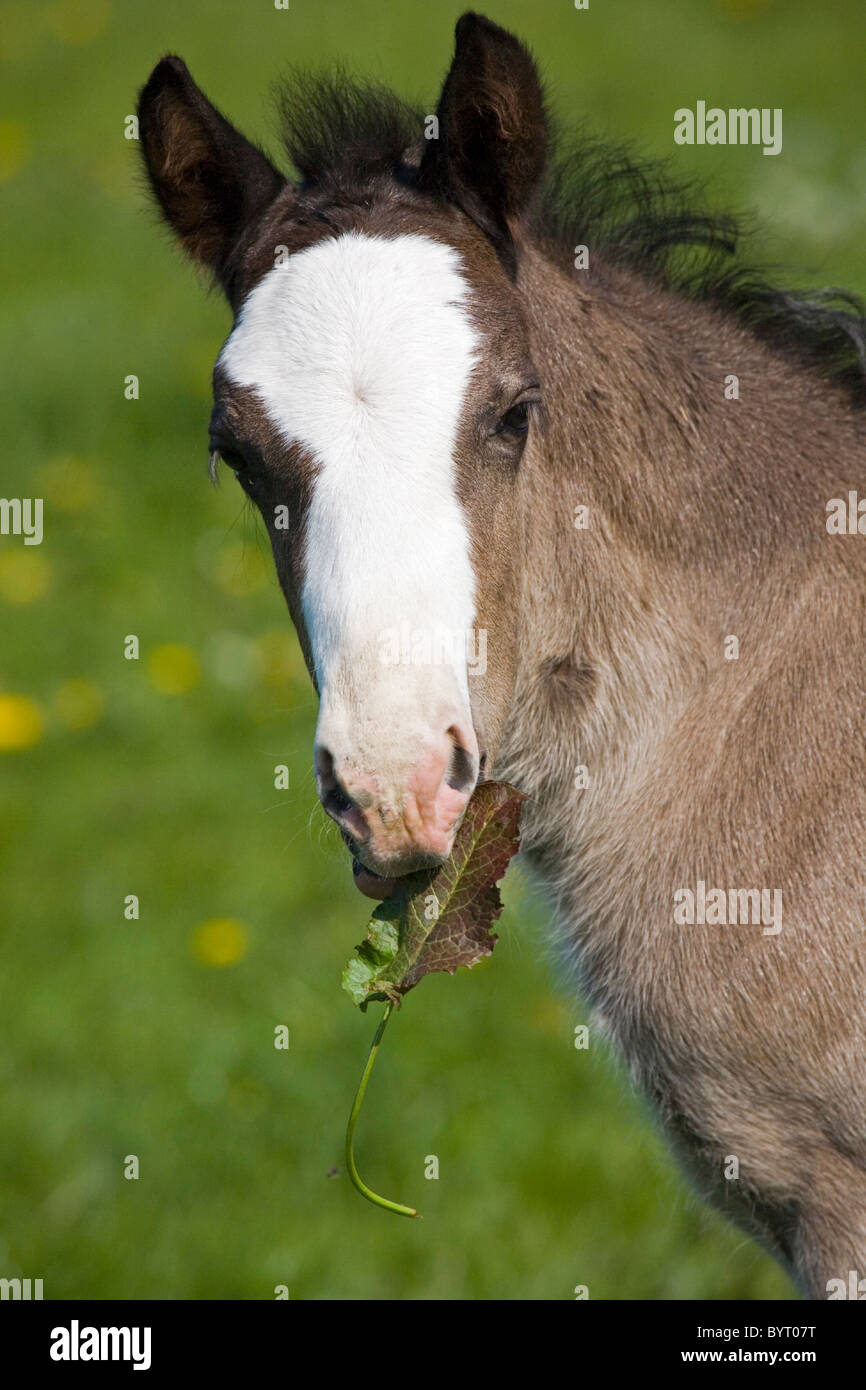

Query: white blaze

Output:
[219, 231, 479, 778]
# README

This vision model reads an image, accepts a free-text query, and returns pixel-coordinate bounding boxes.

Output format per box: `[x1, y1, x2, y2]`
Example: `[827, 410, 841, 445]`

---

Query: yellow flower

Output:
[37, 456, 102, 513]
[212, 541, 269, 597]
[529, 996, 570, 1037]
[255, 629, 308, 687]
[147, 643, 200, 695]
[0, 694, 44, 750]
[43, 0, 112, 45]
[192, 918, 249, 968]
[0, 121, 29, 182]
[0, 550, 50, 604]
[53, 679, 104, 731]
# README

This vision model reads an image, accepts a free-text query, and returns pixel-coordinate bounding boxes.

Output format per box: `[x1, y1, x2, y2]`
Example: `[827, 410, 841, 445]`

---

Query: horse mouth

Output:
[351, 856, 396, 901]
[339, 828, 396, 899]
[343, 830, 443, 901]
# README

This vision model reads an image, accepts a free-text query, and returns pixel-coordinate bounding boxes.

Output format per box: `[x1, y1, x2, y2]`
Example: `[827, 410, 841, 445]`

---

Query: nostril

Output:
[445, 727, 477, 795]
[315, 744, 336, 788]
[325, 781, 354, 819]
[315, 745, 357, 821]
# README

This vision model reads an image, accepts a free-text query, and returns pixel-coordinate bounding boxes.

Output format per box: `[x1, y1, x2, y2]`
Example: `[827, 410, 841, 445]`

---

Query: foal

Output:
[138, 12, 866, 1296]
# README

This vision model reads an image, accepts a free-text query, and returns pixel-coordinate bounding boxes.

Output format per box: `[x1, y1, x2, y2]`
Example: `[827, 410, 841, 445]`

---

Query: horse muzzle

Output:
[315, 714, 480, 895]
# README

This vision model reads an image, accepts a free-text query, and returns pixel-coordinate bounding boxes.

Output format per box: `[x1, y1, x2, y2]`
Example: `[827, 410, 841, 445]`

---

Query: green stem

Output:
[345, 1002, 420, 1218]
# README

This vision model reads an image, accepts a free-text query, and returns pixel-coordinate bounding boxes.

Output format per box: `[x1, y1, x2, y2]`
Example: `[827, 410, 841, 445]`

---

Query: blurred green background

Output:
[2, 0, 863, 1300]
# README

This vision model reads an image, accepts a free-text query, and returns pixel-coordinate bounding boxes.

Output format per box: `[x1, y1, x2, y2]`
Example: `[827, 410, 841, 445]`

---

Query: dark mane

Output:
[276, 70, 423, 186]
[538, 134, 866, 403]
[276, 72, 866, 402]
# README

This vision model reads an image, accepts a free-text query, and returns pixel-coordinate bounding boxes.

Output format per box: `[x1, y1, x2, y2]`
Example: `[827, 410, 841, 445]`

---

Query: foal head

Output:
[138, 13, 547, 894]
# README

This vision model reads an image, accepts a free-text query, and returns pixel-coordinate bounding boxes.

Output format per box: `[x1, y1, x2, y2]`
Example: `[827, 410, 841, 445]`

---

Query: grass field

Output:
[2, 0, 863, 1299]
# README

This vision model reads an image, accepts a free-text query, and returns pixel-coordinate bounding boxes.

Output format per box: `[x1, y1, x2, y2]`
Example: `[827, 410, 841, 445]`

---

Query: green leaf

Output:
[341, 917, 400, 1008]
[342, 781, 526, 1009]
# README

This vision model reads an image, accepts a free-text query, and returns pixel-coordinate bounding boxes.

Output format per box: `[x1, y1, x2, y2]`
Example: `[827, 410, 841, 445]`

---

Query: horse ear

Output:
[137, 56, 287, 294]
[418, 12, 547, 274]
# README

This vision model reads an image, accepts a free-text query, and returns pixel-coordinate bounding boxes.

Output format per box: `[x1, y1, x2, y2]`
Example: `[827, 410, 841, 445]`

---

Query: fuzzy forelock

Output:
[273, 68, 866, 401]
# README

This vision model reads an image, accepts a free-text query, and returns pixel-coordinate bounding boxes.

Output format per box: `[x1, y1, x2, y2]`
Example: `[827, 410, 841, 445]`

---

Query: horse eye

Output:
[209, 442, 251, 481]
[222, 450, 247, 476]
[495, 402, 531, 438]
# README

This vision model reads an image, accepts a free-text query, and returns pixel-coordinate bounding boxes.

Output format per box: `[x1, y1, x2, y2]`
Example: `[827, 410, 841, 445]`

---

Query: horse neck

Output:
[498, 239, 866, 812]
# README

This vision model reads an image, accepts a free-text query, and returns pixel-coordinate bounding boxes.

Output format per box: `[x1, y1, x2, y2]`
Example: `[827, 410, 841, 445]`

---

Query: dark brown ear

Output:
[418, 12, 547, 276]
[137, 56, 286, 296]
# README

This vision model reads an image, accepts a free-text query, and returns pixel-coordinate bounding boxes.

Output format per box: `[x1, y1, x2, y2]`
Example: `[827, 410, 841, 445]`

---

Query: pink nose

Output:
[315, 724, 479, 877]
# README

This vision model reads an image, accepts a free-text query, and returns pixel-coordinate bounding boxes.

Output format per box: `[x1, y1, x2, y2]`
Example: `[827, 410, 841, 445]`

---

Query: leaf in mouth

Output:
[342, 780, 526, 1009]
[341, 780, 526, 1217]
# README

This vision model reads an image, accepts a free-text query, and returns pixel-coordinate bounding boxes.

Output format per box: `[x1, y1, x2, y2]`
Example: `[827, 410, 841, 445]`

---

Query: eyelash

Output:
[209, 444, 254, 487]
